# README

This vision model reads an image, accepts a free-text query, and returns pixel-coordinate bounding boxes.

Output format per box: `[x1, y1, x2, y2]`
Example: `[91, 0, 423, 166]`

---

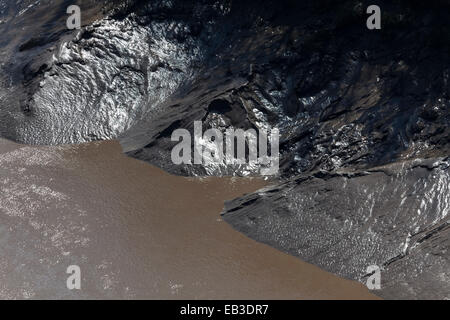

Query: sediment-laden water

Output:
[0, 138, 377, 299]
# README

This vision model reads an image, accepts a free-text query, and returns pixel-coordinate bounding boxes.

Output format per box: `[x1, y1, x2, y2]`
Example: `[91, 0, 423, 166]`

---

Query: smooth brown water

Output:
[0, 138, 378, 299]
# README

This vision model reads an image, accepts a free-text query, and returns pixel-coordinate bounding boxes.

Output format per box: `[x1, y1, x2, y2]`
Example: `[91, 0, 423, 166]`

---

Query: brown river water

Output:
[0, 138, 378, 299]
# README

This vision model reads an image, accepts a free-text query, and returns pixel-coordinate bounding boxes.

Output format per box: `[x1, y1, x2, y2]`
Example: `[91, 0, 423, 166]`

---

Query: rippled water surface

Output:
[0, 138, 378, 299]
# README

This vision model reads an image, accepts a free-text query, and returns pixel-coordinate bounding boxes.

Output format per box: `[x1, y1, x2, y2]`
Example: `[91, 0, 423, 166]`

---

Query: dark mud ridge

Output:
[1, 0, 449, 299]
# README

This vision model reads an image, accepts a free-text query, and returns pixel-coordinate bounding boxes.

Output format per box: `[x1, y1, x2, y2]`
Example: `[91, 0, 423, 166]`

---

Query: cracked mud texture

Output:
[0, 0, 449, 299]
